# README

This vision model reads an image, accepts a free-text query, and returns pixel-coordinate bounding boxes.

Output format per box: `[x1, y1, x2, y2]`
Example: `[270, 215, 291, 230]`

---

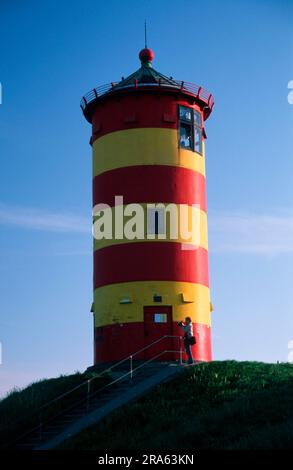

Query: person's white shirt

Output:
[180, 322, 193, 338]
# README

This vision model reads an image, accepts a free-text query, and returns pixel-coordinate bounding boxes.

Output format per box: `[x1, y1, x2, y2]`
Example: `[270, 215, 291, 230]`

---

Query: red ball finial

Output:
[139, 48, 154, 64]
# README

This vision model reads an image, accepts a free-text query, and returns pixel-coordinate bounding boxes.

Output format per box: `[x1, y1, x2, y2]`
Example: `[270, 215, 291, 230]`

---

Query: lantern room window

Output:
[179, 122, 193, 150]
[178, 106, 203, 155]
[179, 106, 192, 122]
[194, 110, 203, 154]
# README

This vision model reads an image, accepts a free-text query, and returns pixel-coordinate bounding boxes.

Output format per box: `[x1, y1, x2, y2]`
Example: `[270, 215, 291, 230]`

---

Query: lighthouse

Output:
[81, 47, 214, 365]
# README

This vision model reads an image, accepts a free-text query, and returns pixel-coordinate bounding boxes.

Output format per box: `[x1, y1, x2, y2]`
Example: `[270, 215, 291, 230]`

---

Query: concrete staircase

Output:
[14, 361, 186, 450]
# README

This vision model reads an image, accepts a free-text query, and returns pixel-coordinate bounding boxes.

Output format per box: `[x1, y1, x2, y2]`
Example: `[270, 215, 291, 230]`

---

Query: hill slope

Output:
[0, 371, 110, 447]
[1, 361, 293, 450]
[58, 361, 293, 450]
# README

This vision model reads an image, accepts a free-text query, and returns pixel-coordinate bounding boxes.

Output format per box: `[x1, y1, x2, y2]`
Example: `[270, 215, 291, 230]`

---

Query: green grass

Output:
[0, 370, 111, 447]
[1, 361, 293, 450]
[58, 361, 293, 450]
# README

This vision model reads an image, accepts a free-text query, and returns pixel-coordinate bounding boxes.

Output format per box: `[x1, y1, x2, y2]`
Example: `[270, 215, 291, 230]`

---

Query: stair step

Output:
[49, 423, 72, 431]
[64, 408, 87, 414]
[43, 423, 68, 432]
[102, 392, 122, 399]
[52, 419, 75, 426]
[65, 410, 87, 415]
[64, 412, 86, 419]
[90, 399, 109, 406]
[39, 432, 59, 438]
[90, 398, 110, 407]
[134, 370, 162, 377]
[88, 402, 112, 409]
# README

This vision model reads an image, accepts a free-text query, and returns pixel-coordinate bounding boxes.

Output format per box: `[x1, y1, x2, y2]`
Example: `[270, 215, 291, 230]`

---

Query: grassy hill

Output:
[0, 370, 111, 447]
[59, 361, 293, 450]
[1, 361, 293, 450]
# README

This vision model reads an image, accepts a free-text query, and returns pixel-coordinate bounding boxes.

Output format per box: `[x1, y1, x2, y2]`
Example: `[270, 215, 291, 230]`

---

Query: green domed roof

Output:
[116, 48, 179, 88]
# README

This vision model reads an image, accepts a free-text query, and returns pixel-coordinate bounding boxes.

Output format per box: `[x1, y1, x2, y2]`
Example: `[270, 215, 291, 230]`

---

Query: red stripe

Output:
[94, 322, 211, 363]
[93, 165, 207, 212]
[91, 92, 202, 142]
[94, 242, 209, 288]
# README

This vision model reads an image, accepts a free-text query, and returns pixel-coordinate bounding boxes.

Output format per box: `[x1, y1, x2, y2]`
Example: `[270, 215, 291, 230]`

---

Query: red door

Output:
[143, 306, 175, 361]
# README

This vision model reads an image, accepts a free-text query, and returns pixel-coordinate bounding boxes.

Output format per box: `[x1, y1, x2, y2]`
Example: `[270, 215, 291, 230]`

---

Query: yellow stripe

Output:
[93, 204, 208, 251]
[93, 128, 206, 177]
[93, 281, 211, 328]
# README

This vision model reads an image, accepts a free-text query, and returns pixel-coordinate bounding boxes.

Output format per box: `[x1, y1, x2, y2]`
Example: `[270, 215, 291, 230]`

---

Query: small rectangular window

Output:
[194, 127, 202, 154]
[179, 123, 193, 149]
[154, 313, 167, 323]
[178, 106, 203, 155]
[179, 106, 192, 122]
[194, 110, 202, 127]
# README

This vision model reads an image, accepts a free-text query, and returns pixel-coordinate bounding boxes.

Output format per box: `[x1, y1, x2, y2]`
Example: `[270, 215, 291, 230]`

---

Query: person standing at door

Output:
[178, 317, 194, 365]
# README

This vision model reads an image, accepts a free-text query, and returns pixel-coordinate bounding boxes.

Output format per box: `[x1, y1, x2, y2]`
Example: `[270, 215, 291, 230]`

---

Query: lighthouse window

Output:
[179, 106, 192, 122]
[194, 110, 202, 127]
[194, 110, 203, 154]
[154, 313, 167, 323]
[178, 106, 203, 155]
[179, 123, 193, 150]
[194, 127, 203, 154]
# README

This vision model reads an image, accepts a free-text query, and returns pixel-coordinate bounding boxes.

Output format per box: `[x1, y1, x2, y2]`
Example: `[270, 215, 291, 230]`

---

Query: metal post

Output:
[179, 337, 183, 365]
[130, 355, 133, 380]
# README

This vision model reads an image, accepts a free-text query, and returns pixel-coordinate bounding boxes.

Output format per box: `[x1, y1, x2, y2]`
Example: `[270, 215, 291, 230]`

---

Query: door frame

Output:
[143, 305, 176, 361]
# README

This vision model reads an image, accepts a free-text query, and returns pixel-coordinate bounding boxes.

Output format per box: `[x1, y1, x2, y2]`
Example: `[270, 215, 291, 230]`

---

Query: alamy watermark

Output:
[92, 197, 202, 250]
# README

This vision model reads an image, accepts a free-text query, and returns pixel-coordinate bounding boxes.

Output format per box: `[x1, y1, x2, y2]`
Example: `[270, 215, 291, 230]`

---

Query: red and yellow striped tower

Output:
[81, 48, 214, 365]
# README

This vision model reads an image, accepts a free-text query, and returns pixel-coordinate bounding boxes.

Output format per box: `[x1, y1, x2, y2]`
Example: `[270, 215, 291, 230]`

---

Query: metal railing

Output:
[80, 80, 214, 114]
[2, 335, 184, 448]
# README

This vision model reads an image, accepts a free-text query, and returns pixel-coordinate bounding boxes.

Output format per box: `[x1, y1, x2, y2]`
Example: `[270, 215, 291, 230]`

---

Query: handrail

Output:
[9, 335, 180, 427]
[2, 335, 183, 447]
[36, 334, 181, 413]
[131, 334, 180, 359]
[80, 80, 214, 117]
[9, 346, 183, 449]
[65, 346, 183, 407]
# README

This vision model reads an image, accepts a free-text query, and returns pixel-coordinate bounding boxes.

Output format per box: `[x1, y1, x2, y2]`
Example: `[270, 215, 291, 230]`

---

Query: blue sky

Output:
[0, 0, 292, 396]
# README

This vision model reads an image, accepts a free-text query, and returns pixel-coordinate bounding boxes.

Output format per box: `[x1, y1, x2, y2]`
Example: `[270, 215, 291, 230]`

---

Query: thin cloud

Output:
[0, 203, 90, 234]
[1, 203, 293, 255]
[209, 210, 293, 254]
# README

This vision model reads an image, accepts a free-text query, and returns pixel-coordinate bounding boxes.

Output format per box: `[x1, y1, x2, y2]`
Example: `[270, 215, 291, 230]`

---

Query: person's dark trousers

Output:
[184, 337, 194, 364]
